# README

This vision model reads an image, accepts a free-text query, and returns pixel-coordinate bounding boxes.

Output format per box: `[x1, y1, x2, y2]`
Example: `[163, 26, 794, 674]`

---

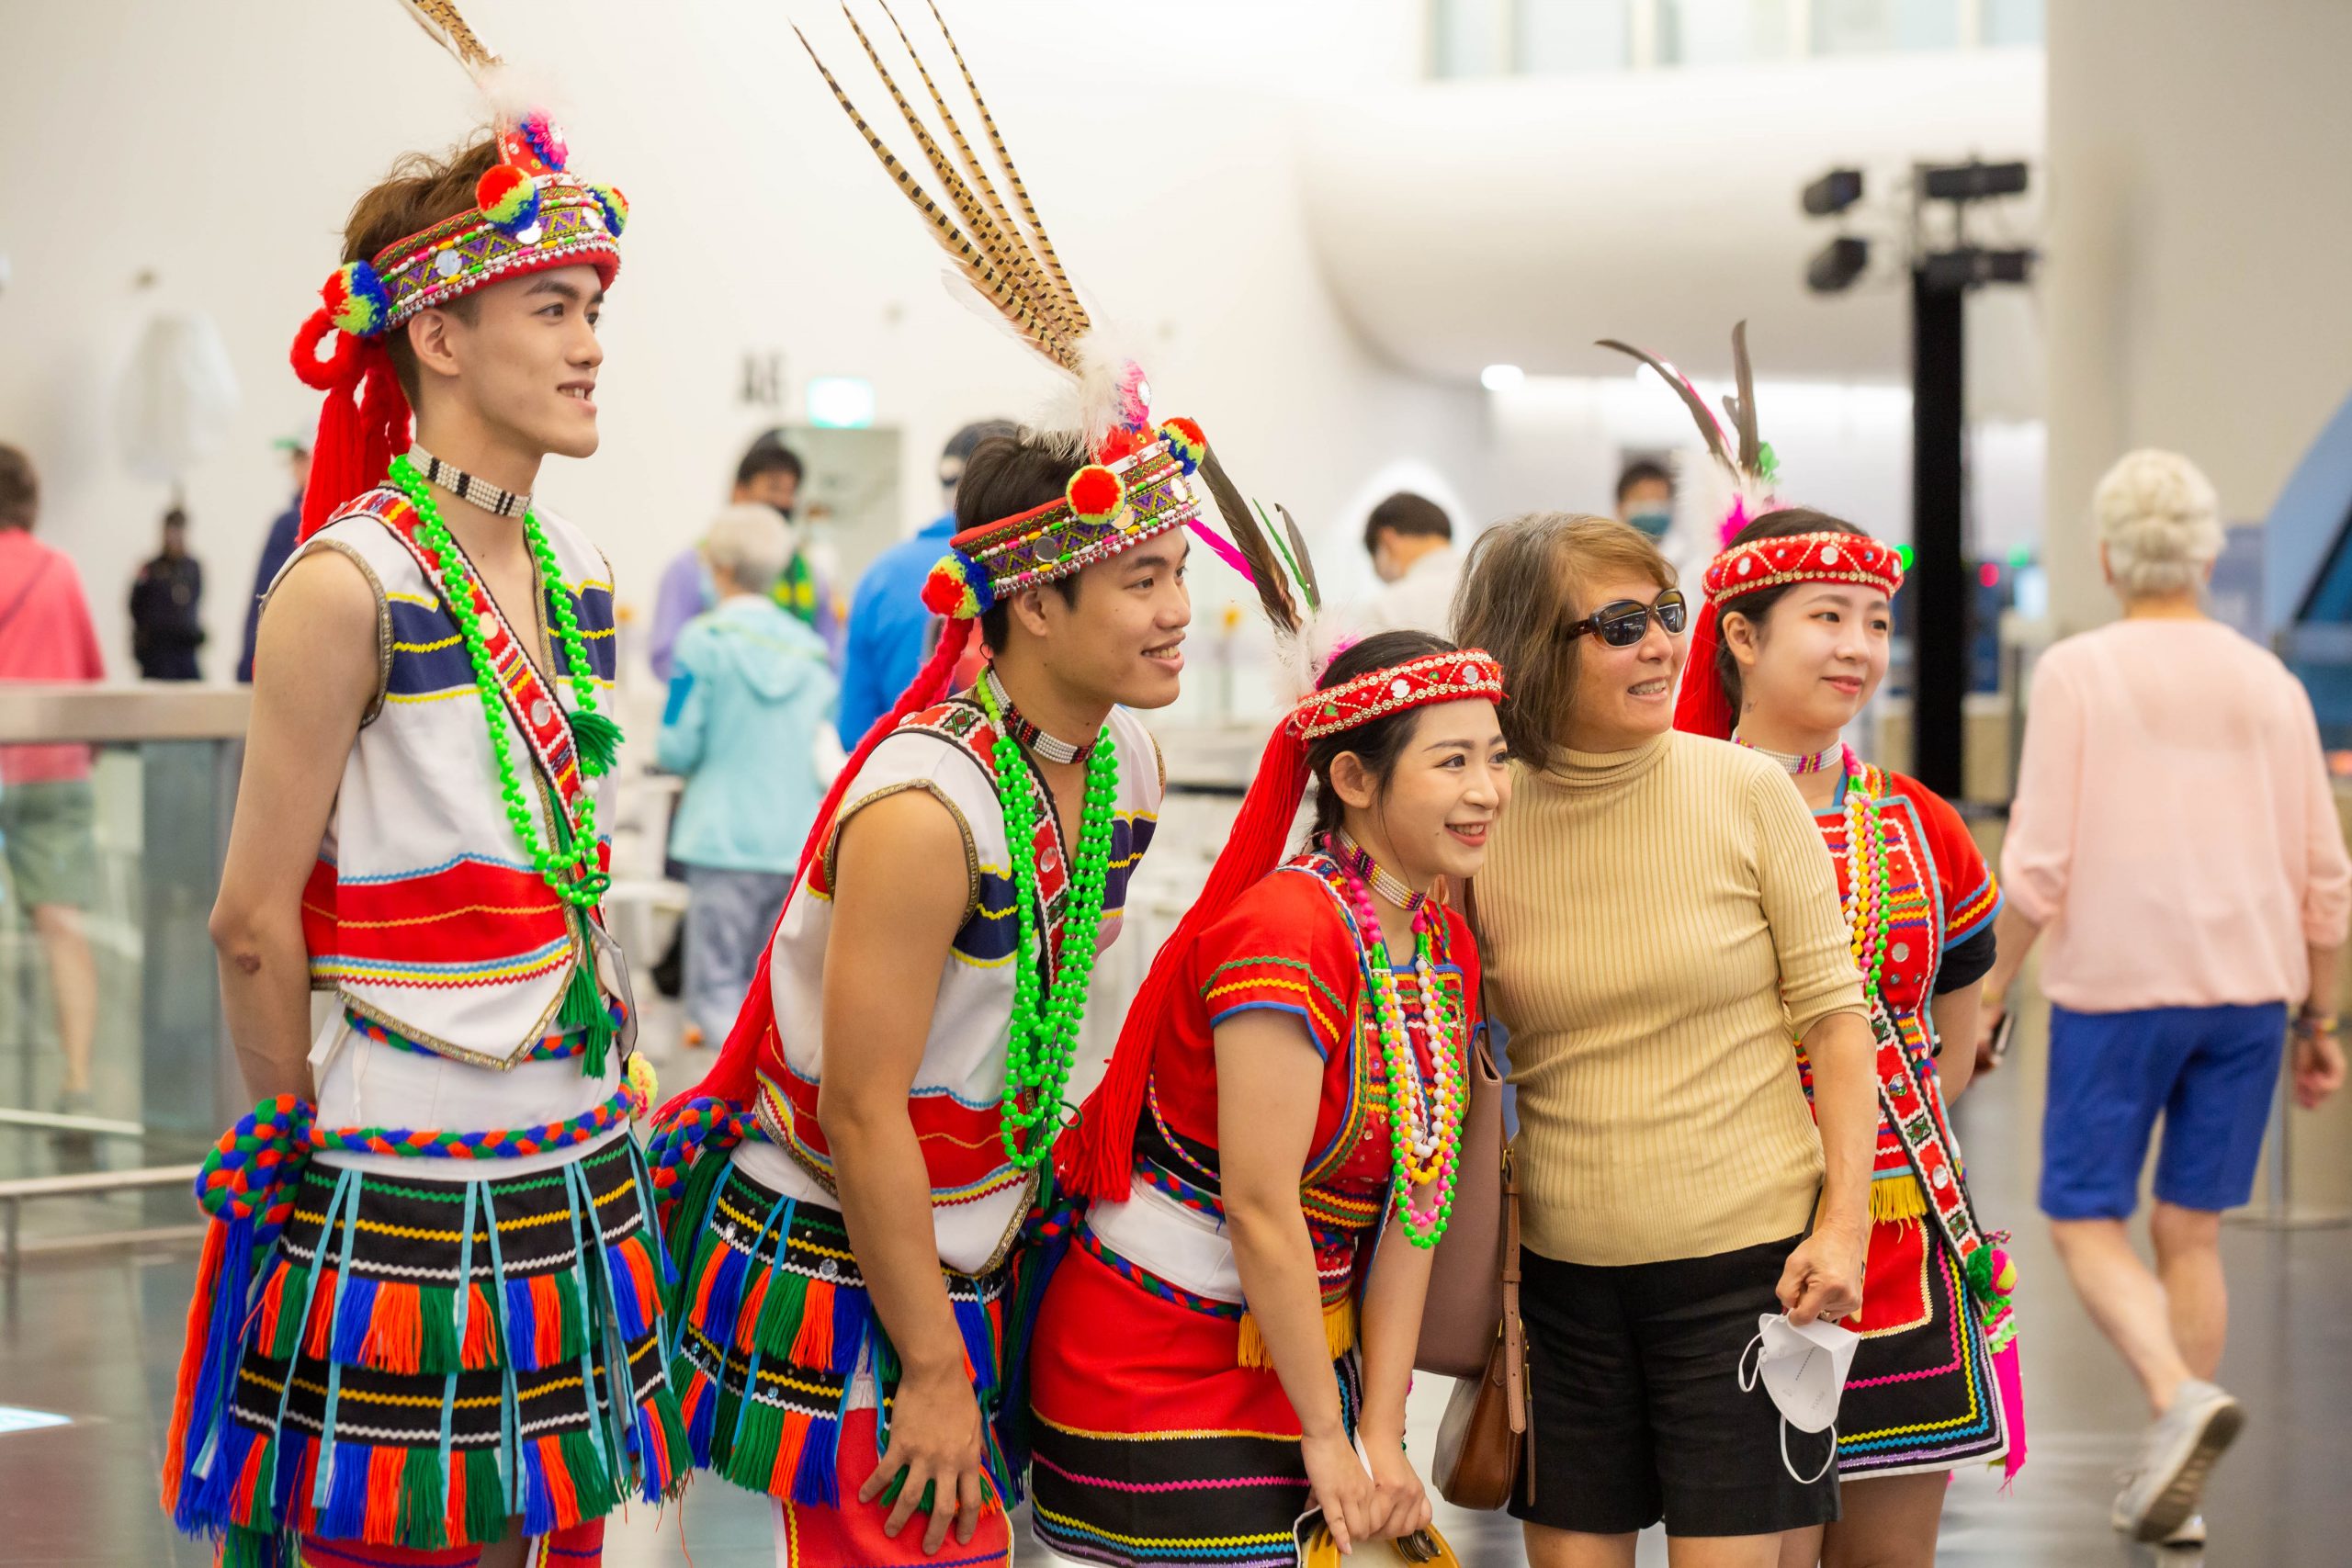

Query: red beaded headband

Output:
[1702, 530, 1904, 608]
[1289, 649, 1506, 740]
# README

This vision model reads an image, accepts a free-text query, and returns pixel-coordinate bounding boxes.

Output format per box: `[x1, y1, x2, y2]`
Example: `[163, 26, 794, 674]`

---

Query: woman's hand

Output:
[2293, 1016, 2346, 1110]
[1361, 1437, 1434, 1542]
[1301, 1430, 1376, 1554]
[1973, 995, 2007, 1077]
[1776, 1223, 1866, 1326]
[858, 1362, 989, 1554]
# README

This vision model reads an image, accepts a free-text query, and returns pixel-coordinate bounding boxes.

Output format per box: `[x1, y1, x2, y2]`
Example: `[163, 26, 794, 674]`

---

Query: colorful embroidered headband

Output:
[1290, 649, 1507, 740]
[288, 4, 628, 541]
[1702, 530, 1905, 607]
[922, 418, 1207, 618]
[1675, 527, 1904, 739]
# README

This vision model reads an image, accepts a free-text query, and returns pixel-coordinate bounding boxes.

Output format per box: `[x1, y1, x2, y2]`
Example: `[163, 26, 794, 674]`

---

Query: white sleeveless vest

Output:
[741, 694, 1163, 1274]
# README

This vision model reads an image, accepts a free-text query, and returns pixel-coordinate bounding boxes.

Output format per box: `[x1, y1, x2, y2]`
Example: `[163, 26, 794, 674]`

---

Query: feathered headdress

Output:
[1599, 320, 1780, 554]
[657, 0, 1327, 1134]
[290, 0, 628, 540]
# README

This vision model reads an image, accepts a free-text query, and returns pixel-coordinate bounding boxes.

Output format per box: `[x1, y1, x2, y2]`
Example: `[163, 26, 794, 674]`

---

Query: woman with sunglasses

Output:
[1677, 509, 2022, 1568]
[1453, 513, 1878, 1568]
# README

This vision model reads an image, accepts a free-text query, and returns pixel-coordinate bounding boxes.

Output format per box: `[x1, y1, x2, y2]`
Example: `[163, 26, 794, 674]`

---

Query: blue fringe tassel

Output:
[791, 1413, 842, 1508]
[953, 1295, 997, 1396]
[317, 1440, 371, 1540]
[697, 1244, 751, 1350]
[171, 1212, 259, 1534]
[683, 1374, 720, 1468]
[504, 1278, 539, 1371]
[521, 1437, 557, 1538]
[328, 1277, 379, 1366]
[607, 1243, 650, 1341]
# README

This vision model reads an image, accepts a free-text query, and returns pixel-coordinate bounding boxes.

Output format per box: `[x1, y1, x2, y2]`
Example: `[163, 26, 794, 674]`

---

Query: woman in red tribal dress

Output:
[1037, 631, 1510, 1568]
[1677, 508, 2022, 1568]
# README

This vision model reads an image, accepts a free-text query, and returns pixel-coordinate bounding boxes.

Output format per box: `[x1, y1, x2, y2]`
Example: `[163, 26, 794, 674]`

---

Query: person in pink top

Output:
[1979, 448, 2351, 1548]
[0, 444, 106, 1114]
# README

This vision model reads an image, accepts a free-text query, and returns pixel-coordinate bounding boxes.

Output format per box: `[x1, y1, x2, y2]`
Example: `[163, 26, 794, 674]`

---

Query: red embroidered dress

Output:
[1028, 852, 1478, 1568]
[1800, 765, 2010, 1478]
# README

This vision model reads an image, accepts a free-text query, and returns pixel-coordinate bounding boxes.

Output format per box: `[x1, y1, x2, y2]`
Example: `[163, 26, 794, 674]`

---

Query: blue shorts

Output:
[2039, 1000, 2288, 1219]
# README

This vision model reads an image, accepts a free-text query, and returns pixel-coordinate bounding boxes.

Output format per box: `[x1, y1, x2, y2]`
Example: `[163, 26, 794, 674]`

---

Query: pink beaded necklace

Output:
[1321, 838, 1467, 1249]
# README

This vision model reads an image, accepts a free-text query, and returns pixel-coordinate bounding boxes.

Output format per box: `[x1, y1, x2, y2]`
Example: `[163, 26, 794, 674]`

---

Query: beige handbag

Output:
[1430, 1151, 1529, 1511]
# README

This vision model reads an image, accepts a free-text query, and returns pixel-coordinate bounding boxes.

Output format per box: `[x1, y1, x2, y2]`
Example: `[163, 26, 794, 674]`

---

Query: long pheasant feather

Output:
[836, 5, 1069, 365]
[921, 0, 1090, 336]
[1201, 448, 1296, 634]
[1724, 320, 1760, 474]
[395, 0, 500, 73]
[873, 0, 1080, 344]
[1596, 337, 1734, 474]
[795, 27, 1069, 370]
[1274, 502, 1323, 614]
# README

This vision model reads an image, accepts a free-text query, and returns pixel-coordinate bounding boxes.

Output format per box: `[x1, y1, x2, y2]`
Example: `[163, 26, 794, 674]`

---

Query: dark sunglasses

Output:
[1563, 589, 1688, 647]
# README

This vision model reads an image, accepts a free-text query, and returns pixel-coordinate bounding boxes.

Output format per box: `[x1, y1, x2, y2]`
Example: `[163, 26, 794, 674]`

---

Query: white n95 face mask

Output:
[1738, 1313, 1861, 1483]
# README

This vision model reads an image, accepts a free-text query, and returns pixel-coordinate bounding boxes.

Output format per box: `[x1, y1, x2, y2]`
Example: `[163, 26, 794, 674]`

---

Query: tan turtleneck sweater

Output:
[1478, 731, 1866, 1266]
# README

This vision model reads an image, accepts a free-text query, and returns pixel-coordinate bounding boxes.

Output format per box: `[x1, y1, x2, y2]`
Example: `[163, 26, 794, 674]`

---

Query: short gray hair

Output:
[2094, 448, 2223, 600]
[702, 503, 794, 595]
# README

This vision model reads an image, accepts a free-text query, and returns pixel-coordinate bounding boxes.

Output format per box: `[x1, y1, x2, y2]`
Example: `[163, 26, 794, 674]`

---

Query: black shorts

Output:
[1510, 1235, 1839, 1539]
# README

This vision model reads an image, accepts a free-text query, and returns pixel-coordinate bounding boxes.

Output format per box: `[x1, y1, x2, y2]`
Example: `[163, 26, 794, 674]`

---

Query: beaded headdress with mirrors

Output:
[794, 2, 1304, 626]
[290, 0, 628, 540]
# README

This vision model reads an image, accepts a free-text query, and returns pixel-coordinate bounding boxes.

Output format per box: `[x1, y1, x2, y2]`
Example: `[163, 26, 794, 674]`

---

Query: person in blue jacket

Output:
[834, 417, 1014, 745]
[659, 503, 839, 1047]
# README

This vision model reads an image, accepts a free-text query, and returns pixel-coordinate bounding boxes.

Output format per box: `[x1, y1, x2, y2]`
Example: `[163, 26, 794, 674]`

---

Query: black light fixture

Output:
[1802, 167, 1866, 217]
[1797, 157, 2038, 800]
[1806, 235, 1871, 294]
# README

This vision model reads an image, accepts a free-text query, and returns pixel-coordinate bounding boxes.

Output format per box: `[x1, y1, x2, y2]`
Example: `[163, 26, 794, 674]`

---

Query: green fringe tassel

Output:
[753, 1266, 810, 1360]
[462, 1446, 508, 1546]
[560, 952, 615, 1078]
[651, 1390, 692, 1497]
[559, 1426, 623, 1520]
[718, 1393, 783, 1488]
[664, 1153, 734, 1310]
[222, 1524, 277, 1568]
[401, 1443, 449, 1550]
[418, 1283, 460, 1372]
[571, 708, 624, 779]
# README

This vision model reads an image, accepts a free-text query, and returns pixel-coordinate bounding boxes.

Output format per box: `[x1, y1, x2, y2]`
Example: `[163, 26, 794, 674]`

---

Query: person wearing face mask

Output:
[1356, 491, 1462, 636]
[1045, 630, 1509, 1565]
[650, 440, 840, 682]
[1454, 513, 1876, 1566]
[1677, 508, 2022, 1568]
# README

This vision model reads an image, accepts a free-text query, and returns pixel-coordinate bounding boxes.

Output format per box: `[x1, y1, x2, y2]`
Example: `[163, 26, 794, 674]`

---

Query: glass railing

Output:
[1428, 0, 2041, 78]
[0, 686, 248, 1255]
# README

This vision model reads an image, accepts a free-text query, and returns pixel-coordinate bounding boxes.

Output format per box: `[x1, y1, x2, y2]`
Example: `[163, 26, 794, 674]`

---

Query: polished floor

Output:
[4, 992, 2348, 1566]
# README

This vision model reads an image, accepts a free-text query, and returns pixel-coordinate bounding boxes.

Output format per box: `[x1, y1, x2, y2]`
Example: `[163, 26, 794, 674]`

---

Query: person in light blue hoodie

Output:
[659, 504, 839, 1046]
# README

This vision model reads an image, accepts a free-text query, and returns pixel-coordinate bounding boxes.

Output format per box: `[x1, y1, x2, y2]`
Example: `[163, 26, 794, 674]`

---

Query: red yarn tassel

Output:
[791, 1277, 837, 1367]
[291, 313, 412, 544]
[461, 1283, 495, 1371]
[365, 1280, 423, 1375]
[661, 617, 979, 1122]
[1063, 723, 1313, 1199]
[159, 1221, 226, 1513]
[1670, 599, 1735, 739]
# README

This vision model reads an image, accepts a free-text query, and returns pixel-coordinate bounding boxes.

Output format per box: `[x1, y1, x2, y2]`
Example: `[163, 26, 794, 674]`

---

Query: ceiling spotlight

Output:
[1919, 246, 2036, 289]
[1480, 364, 1525, 392]
[1802, 168, 1865, 218]
[1806, 235, 1871, 295]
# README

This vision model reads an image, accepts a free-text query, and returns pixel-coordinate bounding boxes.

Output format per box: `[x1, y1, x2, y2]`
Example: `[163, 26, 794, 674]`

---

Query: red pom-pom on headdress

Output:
[475, 164, 542, 237]
[1066, 465, 1125, 526]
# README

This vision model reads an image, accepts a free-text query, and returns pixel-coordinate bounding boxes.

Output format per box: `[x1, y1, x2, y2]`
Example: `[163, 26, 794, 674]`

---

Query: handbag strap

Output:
[1500, 1145, 1525, 1435]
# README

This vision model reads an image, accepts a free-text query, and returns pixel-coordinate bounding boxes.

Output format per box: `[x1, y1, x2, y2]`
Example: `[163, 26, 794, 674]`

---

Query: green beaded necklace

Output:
[387, 456, 626, 1072]
[975, 674, 1120, 1170]
[388, 454, 622, 910]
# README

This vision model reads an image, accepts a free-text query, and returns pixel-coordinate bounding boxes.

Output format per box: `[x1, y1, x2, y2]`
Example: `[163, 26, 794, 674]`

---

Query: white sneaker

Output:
[2110, 1381, 2244, 1543]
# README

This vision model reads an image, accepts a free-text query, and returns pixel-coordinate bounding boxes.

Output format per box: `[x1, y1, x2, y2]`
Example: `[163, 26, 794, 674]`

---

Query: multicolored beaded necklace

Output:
[1330, 828, 1426, 913]
[1318, 837, 1465, 1249]
[975, 671, 1120, 1169]
[1734, 733, 1841, 775]
[1836, 745, 1896, 1021]
[982, 666, 1097, 764]
[386, 453, 621, 909]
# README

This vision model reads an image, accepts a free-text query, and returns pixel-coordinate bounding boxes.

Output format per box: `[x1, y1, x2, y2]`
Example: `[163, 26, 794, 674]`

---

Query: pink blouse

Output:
[2002, 617, 2351, 1011]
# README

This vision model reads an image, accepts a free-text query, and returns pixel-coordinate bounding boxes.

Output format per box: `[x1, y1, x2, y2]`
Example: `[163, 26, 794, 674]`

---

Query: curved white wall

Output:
[1298, 50, 2045, 402]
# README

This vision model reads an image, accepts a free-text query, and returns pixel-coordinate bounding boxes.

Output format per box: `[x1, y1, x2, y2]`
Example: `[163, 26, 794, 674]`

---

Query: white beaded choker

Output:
[408, 444, 531, 518]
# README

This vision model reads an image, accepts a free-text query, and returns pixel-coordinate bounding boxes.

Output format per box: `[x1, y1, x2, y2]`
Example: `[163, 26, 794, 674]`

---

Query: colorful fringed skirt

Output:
[1026, 1230, 1363, 1568]
[1832, 1184, 2011, 1479]
[665, 1152, 1021, 1567]
[164, 1133, 686, 1565]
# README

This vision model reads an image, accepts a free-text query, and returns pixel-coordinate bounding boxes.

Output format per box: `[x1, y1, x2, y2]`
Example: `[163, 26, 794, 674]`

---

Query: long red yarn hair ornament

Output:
[657, 615, 979, 1121]
[1672, 597, 1737, 740]
[290, 310, 414, 544]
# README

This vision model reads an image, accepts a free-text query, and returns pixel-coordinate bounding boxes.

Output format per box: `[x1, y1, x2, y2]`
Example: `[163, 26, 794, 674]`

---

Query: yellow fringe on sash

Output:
[1871, 1173, 1930, 1223]
[1236, 1296, 1357, 1370]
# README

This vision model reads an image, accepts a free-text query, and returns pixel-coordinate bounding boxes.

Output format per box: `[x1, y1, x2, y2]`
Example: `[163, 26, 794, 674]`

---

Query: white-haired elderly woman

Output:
[1981, 449, 2349, 1544]
[658, 503, 840, 1049]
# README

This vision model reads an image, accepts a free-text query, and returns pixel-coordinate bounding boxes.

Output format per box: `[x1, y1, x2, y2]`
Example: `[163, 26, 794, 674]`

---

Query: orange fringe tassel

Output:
[1236, 1296, 1357, 1371]
[461, 1282, 495, 1370]
[736, 1269, 772, 1353]
[303, 1267, 341, 1359]
[538, 1434, 581, 1528]
[362, 1280, 423, 1375]
[364, 1443, 403, 1540]
[768, 1409, 814, 1495]
[792, 1278, 836, 1367]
